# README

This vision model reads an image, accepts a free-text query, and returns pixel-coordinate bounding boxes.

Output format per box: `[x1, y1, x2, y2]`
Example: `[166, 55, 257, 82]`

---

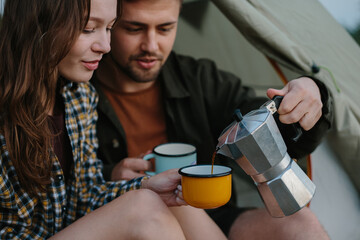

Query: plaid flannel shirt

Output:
[0, 82, 144, 239]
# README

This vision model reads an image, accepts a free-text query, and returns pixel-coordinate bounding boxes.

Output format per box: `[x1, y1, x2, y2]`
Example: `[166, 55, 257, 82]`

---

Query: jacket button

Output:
[57, 175, 63, 181]
[62, 206, 67, 212]
[112, 139, 120, 148]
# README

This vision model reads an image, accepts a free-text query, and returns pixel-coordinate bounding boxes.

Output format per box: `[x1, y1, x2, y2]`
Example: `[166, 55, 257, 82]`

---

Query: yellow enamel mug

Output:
[179, 165, 232, 209]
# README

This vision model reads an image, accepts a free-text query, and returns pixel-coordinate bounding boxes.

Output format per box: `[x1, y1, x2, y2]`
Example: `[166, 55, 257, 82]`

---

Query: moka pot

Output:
[216, 96, 316, 217]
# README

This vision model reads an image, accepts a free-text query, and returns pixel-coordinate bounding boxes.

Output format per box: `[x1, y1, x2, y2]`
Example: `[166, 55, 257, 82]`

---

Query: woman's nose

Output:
[92, 31, 111, 54]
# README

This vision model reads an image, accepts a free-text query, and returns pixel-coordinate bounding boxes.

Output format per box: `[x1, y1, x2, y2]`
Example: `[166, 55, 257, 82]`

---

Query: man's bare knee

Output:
[228, 207, 329, 240]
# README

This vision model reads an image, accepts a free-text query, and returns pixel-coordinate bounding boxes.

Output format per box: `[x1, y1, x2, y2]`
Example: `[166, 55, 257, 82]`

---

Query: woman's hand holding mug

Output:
[141, 168, 187, 207]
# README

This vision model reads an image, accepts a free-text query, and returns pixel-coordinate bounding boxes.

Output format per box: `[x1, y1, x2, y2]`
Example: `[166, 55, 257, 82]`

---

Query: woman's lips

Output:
[83, 60, 99, 71]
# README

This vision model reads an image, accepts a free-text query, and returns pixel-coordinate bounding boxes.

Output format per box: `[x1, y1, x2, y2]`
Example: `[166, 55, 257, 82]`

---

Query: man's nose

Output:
[140, 30, 159, 53]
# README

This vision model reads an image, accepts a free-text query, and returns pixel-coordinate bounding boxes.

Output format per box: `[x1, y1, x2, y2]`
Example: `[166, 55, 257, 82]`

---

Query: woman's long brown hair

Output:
[0, 0, 91, 195]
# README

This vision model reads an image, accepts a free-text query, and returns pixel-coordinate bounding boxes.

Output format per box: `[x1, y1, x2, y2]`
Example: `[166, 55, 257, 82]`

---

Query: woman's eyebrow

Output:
[88, 16, 117, 24]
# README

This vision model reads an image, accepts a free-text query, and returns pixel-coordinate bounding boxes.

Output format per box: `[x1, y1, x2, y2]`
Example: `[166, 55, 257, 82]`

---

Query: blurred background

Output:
[1, 0, 360, 45]
[317, 0, 360, 44]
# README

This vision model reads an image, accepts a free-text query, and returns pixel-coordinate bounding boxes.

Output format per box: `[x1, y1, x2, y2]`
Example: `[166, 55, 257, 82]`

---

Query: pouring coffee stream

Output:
[215, 96, 316, 217]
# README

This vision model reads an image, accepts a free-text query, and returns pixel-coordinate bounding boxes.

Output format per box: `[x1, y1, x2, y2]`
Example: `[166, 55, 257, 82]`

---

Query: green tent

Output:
[174, 0, 360, 239]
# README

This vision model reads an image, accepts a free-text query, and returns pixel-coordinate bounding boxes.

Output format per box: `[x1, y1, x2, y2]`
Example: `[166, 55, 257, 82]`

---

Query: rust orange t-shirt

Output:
[100, 81, 168, 157]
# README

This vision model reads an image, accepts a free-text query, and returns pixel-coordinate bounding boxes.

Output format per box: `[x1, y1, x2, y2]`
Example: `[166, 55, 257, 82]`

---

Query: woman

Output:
[0, 0, 188, 239]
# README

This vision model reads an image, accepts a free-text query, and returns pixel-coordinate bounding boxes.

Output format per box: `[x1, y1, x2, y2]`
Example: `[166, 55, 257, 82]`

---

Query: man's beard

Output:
[119, 53, 163, 83]
[121, 64, 161, 83]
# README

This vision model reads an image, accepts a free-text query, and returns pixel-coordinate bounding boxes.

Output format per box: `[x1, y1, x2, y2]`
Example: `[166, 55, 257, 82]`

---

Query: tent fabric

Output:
[176, 0, 284, 95]
[210, 0, 314, 73]
[211, 0, 360, 193]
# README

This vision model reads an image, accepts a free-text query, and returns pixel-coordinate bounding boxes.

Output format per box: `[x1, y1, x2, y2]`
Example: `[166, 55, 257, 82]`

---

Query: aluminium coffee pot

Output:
[216, 96, 316, 217]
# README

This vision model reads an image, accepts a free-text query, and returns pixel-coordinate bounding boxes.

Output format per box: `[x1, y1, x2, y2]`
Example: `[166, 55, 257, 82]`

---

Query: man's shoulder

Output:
[168, 51, 217, 66]
[164, 51, 220, 77]
[166, 51, 242, 82]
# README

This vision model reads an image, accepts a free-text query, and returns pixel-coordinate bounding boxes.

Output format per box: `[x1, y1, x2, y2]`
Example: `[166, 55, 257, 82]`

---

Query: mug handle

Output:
[143, 153, 156, 176]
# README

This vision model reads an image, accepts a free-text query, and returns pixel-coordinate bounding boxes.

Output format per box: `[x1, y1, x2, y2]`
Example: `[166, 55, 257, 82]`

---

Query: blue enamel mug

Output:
[143, 143, 197, 175]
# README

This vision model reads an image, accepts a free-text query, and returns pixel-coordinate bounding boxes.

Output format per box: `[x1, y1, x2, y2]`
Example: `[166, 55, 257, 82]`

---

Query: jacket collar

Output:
[159, 51, 190, 99]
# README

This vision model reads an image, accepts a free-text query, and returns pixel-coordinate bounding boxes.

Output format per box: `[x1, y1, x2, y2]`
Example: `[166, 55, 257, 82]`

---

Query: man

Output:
[92, 0, 332, 239]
